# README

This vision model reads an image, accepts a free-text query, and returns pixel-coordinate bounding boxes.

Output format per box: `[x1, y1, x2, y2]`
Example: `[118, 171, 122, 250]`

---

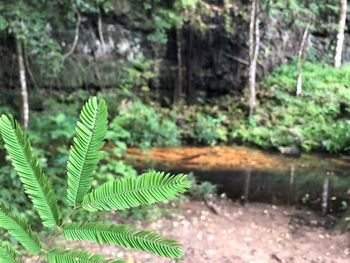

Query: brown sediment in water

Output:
[125, 146, 350, 173]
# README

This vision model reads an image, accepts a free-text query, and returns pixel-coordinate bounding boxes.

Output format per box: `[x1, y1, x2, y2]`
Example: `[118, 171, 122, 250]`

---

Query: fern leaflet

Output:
[0, 115, 60, 229]
[67, 97, 107, 207]
[0, 204, 41, 255]
[82, 171, 191, 212]
[62, 222, 182, 258]
[0, 242, 21, 263]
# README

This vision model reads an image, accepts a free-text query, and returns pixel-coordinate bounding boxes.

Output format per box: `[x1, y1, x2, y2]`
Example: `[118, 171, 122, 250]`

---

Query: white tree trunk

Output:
[16, 39, 29, 130]
[335, 0, 347, 68]
[98, 7, 106, 53]
[296, 26, 309, 96]
[248, 0, 260, 117]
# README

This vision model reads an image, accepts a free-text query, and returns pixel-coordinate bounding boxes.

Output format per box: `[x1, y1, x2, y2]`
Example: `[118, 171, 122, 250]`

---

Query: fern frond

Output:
[82, 171, 191, 212]
[0, 242, 21, 263]
[0, 115, 60, 229]
[62, 222, 182, 258]
[46, 249, 107, 263]
[67, 97, 108, 207]
[0, 204, 41, 255]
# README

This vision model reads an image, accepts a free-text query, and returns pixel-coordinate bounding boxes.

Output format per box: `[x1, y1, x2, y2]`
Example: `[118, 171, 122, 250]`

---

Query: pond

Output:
[125, 146, 350, 215]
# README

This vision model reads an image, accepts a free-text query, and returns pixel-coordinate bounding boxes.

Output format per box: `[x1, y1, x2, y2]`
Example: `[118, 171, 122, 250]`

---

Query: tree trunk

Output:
[174, 27, 183, 104]
[98, 6, 106, 53]
[16, 38, 29, 130]
[248, 0, 260, 117]
[296, 26, 309, 96]
[335, 0, 347, 68]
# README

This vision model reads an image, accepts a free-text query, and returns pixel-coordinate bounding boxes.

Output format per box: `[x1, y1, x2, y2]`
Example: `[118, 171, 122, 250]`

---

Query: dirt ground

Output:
[69, 199, 350, 263]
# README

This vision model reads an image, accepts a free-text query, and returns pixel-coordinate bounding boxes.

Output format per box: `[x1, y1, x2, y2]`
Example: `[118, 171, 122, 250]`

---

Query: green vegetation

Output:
[0, 97, 191, 261]
[0, 0, 349, 260]
[233, 62, 350, 153]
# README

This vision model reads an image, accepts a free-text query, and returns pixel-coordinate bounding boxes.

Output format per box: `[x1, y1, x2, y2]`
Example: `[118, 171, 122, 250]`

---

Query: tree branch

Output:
[63, 10, 81, 60]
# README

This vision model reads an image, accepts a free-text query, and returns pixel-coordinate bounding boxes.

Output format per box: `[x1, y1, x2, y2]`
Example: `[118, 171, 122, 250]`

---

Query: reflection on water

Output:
[125, 146, 350, 214]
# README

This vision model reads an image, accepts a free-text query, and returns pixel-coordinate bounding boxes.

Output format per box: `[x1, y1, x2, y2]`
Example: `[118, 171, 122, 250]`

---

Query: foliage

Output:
[133, 0, 207, 44]
[0, 97, 191, 262]
[193, 114, 228, 145]
[120, 58, 157, 98]
[189, 178, 217, 200]
[0, 1, 63, 77]
[232, 62, 350, 153]
[178, 106, 229, 145]
[112, 101, 179, 149]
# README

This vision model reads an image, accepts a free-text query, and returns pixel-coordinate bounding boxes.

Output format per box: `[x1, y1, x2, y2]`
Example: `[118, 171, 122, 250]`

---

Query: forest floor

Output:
[65, 199, 350, 263]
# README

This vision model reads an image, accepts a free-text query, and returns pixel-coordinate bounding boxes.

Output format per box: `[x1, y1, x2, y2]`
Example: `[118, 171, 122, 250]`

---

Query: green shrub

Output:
[0, 97, 191, 261]
[178, 106, 228, 146]
[193, 114, 228, 145]
[112, 101, 179, 149]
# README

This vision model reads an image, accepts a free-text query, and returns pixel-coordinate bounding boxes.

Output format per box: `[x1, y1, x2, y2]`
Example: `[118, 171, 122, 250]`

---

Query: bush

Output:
[177, 105, 229, 146]
[112, 101, 180, 149]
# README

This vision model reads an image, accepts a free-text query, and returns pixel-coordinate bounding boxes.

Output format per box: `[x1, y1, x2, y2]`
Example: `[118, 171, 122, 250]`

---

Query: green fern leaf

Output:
[62, 222, 182, 258]
[46, 249, 108, 263]
[67, 97, 108, 207]
[82, 171, 191, 212]
[0, 242, 21, 263]
[0, 115, 60, 229]
[0, 204, 41, 255]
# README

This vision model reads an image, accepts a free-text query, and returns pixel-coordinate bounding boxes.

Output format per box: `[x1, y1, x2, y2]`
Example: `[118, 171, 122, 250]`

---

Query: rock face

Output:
[0, 0, 349, 99]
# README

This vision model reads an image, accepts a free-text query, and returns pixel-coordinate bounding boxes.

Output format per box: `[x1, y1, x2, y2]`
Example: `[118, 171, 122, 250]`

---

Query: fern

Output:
[46, 249, 110, 263]
[0, 204, 41, 255]
[62, 222, 182, 258]
[67, 97, 108, 207]
[83, 171, 191, 212]
[0, 115, 60, 229]
[0, 97, 190, 262]
[0, 242, 21, 263]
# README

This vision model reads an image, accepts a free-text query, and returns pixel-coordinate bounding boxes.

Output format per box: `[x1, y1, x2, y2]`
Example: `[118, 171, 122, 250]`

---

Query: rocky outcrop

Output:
[0, 0, 349, 99]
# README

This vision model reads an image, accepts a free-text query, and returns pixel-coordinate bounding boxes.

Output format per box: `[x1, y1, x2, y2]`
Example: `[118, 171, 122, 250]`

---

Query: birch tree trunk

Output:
[16, 38, 29, 130]
[335, 0, 347, 68]
[248, 0, 260, 117]
[296, 26, 309, 96]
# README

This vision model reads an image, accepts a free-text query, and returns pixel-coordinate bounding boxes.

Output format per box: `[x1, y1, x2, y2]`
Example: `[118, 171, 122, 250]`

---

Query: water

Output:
[126, 146, 350, 214]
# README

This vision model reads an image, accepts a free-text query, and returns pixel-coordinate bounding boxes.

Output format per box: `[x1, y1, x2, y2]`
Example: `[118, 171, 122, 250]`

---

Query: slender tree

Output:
[248, 0, 260, 116]
[15, 37, 29, 130]
[296, 24, 310, 96]
[335, 0, 347, 68]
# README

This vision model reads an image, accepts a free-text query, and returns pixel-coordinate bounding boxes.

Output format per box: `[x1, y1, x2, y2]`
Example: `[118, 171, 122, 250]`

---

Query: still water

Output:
[125, 146, 350, 214]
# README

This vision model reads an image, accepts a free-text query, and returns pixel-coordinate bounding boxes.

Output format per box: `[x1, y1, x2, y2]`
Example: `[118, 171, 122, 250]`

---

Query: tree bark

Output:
[296, 25, 309, 96]
[98, 6, 106, 53]
[335, 0, 347, 68]
[16, 38, 29, 130]
[174, 27, 183, 104]
[248, 0, 260, 117]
